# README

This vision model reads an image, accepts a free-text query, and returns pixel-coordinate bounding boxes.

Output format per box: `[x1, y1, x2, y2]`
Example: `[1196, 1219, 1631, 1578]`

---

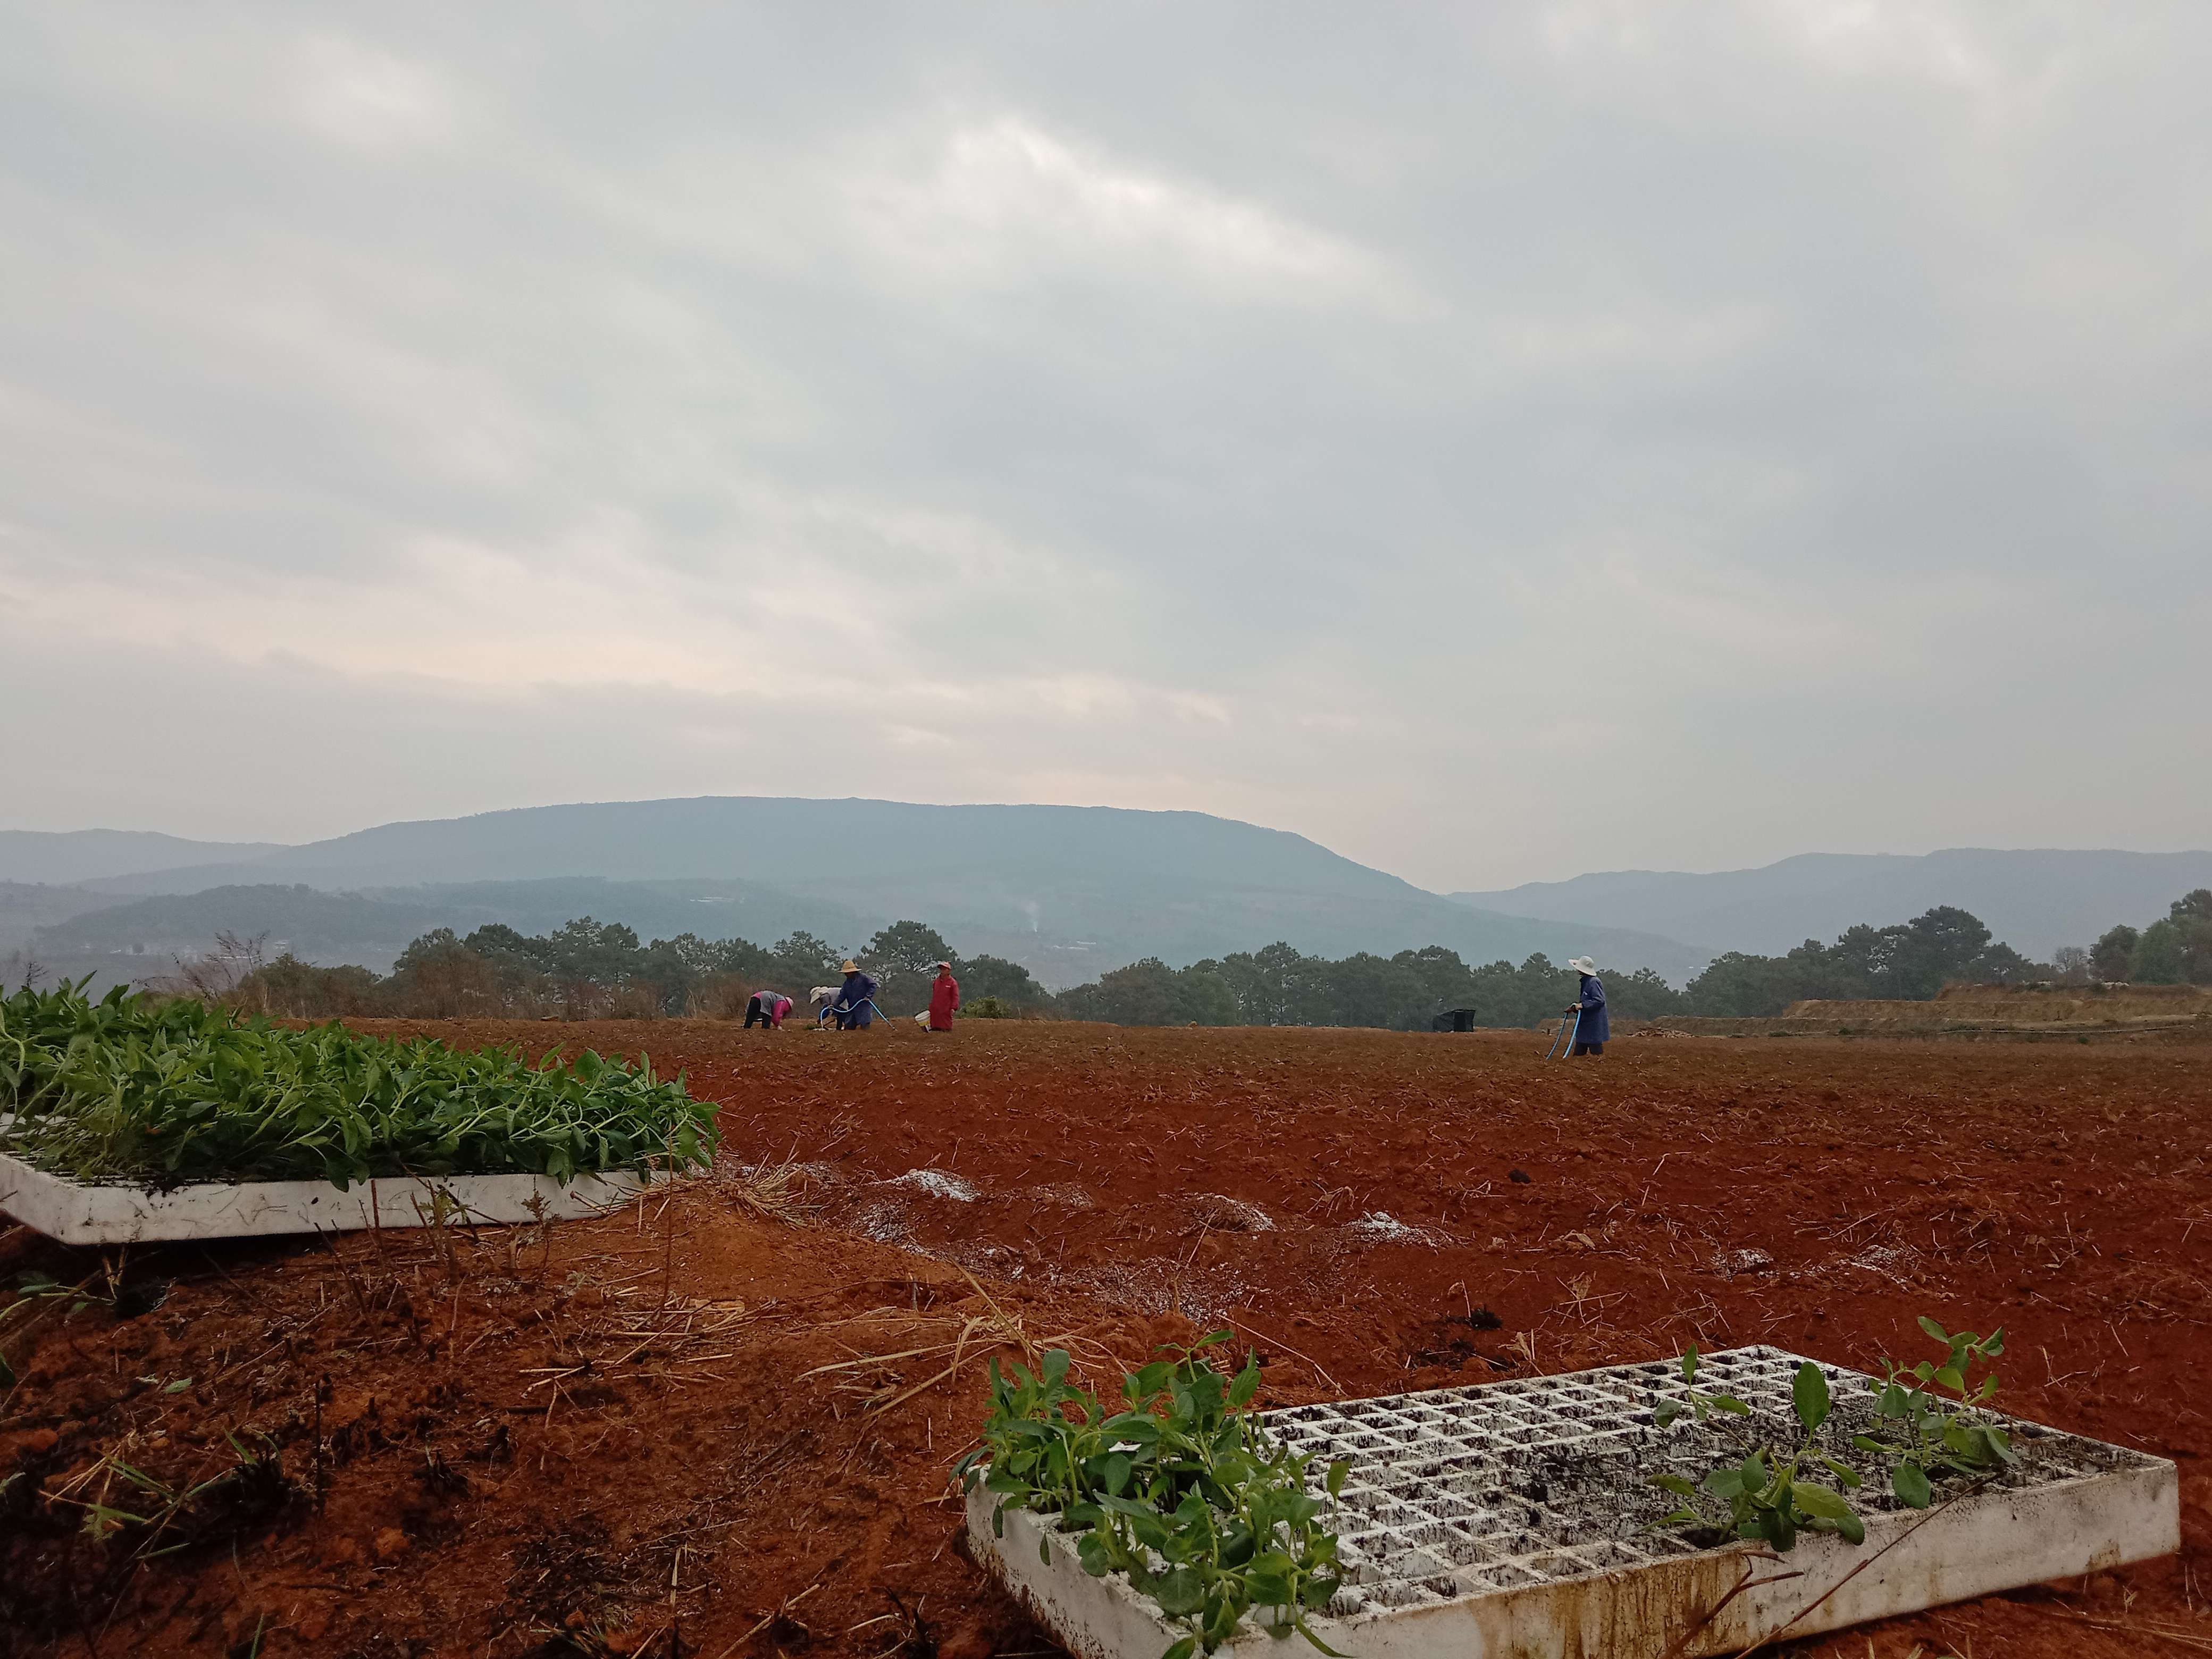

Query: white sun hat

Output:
[1568, 956, 1598, 975]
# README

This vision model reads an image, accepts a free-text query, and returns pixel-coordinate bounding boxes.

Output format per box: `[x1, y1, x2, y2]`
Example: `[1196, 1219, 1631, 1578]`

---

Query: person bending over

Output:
[744, 989, 792, 1029]
[1565, 956, 1608, 1056]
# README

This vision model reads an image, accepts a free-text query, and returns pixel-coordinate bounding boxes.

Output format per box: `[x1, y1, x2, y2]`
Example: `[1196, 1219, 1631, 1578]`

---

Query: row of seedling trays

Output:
[0, 980, 711, 1242]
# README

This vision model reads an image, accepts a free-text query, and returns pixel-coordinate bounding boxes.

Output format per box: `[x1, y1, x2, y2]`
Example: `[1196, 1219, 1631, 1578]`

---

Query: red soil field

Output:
[3, 1018, 2208, 1658]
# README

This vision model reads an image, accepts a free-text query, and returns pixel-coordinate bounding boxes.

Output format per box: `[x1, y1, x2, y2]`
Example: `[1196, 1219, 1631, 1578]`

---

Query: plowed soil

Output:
[4, 1019, 2209, 1659]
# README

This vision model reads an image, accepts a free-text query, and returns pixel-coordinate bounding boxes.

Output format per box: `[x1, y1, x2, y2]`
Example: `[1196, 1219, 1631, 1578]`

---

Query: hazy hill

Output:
[0, 880, 137, 961]
[1453, 848, 2212, 960]
[32, 797, 1706, 988]
[24, 885, 463, 987]
[27, 805, 2193, 993]
[0, 829, 287, 885]
[357, 878, 877, 958]
[87, 797, 1464, 896]
[22, 878, 883, 991]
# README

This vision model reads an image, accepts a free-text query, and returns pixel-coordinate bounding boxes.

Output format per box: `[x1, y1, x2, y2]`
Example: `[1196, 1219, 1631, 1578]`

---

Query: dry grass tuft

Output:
[716, 1154, 819, 1226]
[797, 1271, 1115, 1413]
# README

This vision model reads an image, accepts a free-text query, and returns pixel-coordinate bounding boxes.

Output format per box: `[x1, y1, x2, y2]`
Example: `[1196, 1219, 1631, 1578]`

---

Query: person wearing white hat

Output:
[743, 988, 793, 1029]
[1564, 957, 1608, 1056]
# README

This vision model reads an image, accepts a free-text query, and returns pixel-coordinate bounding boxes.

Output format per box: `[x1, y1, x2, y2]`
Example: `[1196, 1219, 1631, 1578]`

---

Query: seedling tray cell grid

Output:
[970, 1345, 2178, 1659]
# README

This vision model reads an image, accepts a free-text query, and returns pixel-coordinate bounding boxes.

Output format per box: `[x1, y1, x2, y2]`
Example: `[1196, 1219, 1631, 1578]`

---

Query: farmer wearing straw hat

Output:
[1564, 957, 1608, 1057]
[830, 959, 879, 1030]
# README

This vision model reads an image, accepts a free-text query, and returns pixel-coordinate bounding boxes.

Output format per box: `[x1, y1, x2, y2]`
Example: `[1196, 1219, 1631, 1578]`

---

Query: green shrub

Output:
[0, 980, 717, 1188]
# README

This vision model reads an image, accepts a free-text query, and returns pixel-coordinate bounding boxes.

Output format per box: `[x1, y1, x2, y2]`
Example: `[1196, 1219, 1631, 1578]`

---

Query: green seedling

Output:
[0, 979, 717, 1187]
[1851, 1318, 2013, 1507]
[1651, 1351, 1865, 1552]
[1652, 1343, 1752, 1428]
[957, 1334, 1350, 1659]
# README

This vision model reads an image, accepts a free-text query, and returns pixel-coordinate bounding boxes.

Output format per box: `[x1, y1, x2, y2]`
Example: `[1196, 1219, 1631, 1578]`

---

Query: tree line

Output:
[1056, 945, 1679, 1028]
[149, 887, 2212, 1029]
[199, 918, 1049, 1022]
[1053, 903, 2029, 1026]
[1053, 891, 2211, 1025]
[1670, 904, 2043, 1020]
[2074, 889, 2212, 987]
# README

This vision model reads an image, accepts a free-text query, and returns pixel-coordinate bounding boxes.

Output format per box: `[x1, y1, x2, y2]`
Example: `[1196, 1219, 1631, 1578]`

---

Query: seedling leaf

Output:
[1792, 1481, 1853, 1522]
[1228, 1355, 1261, 1410]
[1892, 1462, 1932, 1509]
[1792, 1363, 1830, 1434]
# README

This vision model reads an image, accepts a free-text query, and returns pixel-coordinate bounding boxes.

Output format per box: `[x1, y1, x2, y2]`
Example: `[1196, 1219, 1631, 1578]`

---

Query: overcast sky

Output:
[2, 4, 2206, 890]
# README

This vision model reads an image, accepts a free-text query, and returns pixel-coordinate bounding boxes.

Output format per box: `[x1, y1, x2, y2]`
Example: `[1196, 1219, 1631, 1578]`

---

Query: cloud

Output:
[289, 33, 461, 150]
[2, 3, 2207, 890]
[11, 14, 464, 152]
[854, 115, 1407, 305]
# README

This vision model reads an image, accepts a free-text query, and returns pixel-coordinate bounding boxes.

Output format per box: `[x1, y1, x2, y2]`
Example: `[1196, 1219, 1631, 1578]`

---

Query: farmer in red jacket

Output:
[927, 961, 961, 1032]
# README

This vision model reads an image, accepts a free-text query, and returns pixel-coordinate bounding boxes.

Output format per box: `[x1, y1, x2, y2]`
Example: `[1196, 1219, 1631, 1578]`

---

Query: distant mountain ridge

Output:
[1453, 848, 2212, 961]
[12, 798, 1704, 991]
[0, 829, 287, 885]
[19, 805, 2192, 994]
[82, 798, 1451, 896]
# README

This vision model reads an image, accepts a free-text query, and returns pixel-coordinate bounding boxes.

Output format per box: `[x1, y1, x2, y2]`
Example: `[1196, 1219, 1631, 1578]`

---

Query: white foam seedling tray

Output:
[969, 1345, 2179, 1659]
[0, 1150, 663, 1245]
